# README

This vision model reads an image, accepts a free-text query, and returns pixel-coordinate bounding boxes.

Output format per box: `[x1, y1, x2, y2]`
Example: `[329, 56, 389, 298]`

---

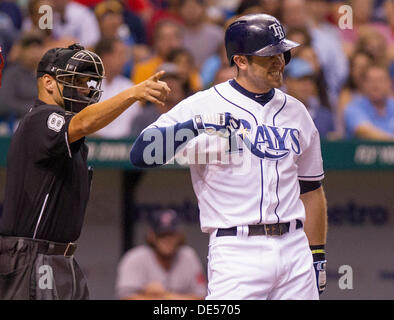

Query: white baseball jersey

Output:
[146, 80, 324, 233]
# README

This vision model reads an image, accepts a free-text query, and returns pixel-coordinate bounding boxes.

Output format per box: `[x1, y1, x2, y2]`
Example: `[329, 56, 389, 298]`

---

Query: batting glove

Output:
[311, 245, 327, 295]
[193, 112, 240, 138]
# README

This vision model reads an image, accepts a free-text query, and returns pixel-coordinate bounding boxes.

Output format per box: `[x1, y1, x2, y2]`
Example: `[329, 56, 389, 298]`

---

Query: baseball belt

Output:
[0, 236, 77, 257]
[216, 219, 303, 237]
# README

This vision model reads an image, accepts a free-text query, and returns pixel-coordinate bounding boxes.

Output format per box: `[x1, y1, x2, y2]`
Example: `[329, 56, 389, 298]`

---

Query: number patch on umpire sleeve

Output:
[47, 113, 65, 132]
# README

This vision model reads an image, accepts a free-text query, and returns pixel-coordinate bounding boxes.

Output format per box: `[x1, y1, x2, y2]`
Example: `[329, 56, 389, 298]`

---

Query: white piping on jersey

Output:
[65, 131, 72, 158]
[213, 85, 265, 223]
[214, 85, 290, 225]
[33, 193, 49, 239]
[272, 94, 288, 224]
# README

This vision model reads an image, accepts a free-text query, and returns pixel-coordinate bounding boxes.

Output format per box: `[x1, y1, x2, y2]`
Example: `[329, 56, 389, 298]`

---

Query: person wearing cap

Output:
[0, 43, 170, 300]
[0, 32, 45, 122]
[284, 58, 335, 139]
[115, 209, 207, 300]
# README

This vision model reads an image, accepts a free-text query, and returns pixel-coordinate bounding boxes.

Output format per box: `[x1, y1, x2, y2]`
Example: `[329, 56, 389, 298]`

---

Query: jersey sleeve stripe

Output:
[298, 173, 325, 179]
[65, 132, 72, 158]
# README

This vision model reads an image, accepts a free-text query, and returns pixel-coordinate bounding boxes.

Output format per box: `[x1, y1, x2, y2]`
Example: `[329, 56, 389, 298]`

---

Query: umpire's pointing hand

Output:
[131, 70, 171, 107]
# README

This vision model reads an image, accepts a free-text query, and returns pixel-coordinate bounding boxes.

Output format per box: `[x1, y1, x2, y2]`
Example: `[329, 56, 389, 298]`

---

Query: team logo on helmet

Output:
[268, 23, 285, 40]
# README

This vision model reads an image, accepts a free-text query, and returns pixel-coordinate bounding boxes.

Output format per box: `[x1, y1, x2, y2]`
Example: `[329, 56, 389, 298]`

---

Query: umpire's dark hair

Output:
[94, 36, 121, 57]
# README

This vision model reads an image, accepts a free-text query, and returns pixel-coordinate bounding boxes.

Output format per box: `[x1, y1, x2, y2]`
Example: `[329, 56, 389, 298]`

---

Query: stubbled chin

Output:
[270, 78, 283, 88]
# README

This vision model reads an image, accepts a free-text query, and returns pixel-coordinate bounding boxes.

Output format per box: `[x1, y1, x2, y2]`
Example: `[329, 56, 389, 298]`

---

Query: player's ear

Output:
[233, 55, 249, 71]
[40, 74, 57, 93]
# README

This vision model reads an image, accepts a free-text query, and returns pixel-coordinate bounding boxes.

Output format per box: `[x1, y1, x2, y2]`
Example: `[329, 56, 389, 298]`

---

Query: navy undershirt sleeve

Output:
[130, 119, 198, 168]
[299, 180, 322, 194]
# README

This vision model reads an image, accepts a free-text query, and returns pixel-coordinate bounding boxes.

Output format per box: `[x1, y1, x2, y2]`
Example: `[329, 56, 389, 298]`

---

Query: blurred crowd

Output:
[0, 0, 393, 140]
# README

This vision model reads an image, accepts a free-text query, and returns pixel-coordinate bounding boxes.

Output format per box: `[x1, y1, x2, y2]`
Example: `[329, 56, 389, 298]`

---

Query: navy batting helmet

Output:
[225, 14, 300, 66]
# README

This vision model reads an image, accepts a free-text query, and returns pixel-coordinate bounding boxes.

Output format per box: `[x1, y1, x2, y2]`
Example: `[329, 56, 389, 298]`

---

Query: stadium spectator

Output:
[73, 0, 103, 8]
[130, 63, 188, 137]
[0, 46, 3, 87]
[0, 6, 18, 62]
[0, 0, 23, 30]
[21, 0, 77, 51]
[124, 0, 154, 24]
[344, 64, 394, 141]
[234, 0, 280, 17]
[94, 0, 150, 78]
[354, 26, 391, 69]
[297, 45, 332, 123]
[281, 0, 349, 107]
[132, 19, 182, 84]
[212, 64, 236, 85]
[204, 0, 239, 25]
[0, 32, 45, 121]
[95, 0, 145, 46]
[338, 51, 373, 136]
[178, 0, 224, 69]
[234, 0, 261, 16]
[145, 0, 182, 45]
[121, 1, 147, 45]
[200, 43, 230, 89]
[95, 0, 133, 42]
[260, 0, 281, 17]
[167, 47, 202, 93]
[338, 0, 393, 57]
[385, 0, 394, 32]
[286, 26, 312, 58]
[285, 58, 335, 139]
[115, 209, 206, 300]
[49, 0, 100, 48]
[93, 37, 141, 139]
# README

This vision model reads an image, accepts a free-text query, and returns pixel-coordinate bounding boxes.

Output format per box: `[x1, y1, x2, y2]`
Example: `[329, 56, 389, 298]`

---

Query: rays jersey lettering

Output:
[230, 120, 300, 160]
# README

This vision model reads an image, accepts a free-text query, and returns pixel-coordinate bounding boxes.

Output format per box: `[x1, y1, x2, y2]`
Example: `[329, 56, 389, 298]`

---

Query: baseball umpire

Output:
[130, 14, 327, 299]
[0, 43, 169, 300]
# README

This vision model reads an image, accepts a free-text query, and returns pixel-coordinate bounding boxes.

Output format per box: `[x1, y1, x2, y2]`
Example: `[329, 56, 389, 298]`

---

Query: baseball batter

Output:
[130, 14, 327, 300]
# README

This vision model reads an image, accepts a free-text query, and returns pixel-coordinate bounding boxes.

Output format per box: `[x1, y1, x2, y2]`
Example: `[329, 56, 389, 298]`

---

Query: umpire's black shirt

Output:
[0, 100, 91, 243]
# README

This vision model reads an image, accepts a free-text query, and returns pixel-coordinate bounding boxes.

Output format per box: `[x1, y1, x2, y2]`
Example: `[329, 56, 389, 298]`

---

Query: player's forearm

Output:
[130, 120, 198, 168]
[68, 88, 138, 143]
[301, 186, 327, 245]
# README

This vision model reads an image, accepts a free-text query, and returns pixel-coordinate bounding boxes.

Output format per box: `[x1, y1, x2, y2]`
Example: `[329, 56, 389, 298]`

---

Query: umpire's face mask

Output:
[55, 49, 105, 113]
[58, 74, 103, 113]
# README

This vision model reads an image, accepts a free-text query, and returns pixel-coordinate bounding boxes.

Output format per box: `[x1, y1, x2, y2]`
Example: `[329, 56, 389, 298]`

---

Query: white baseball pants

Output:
[206, 225, 319, 300]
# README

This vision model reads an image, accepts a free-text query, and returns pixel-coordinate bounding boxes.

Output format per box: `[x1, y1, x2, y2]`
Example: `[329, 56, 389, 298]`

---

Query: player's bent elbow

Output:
[129, 138, 150, 168]
[68, 117, 91, 143]
[129, 149, 144, 167]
